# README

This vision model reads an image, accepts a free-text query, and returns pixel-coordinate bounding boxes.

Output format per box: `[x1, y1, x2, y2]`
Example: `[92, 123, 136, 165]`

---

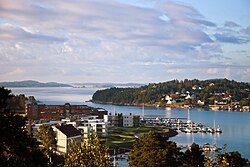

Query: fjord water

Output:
[10, 87, 250, 159]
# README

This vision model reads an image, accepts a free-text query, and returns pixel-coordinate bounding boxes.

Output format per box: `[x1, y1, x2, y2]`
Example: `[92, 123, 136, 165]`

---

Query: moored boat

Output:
[216, 127, 222, 133]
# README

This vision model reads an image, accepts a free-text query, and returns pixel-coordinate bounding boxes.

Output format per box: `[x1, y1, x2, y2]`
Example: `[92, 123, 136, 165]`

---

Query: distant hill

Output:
[71, 82, 145, 88]
[92, 79, 250, 107]
[0, 80, 72, 87]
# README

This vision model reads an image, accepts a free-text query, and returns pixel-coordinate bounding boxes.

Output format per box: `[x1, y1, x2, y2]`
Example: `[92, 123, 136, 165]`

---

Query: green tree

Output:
[215, 152, 249, 167]
[64, 134, 111, 167]
[205, 156, 213, 167]
[36, 124, 57, 162]
[0, 87, 48, 167]
[129, 131, 182, 167]
[182, 143, 205, 167]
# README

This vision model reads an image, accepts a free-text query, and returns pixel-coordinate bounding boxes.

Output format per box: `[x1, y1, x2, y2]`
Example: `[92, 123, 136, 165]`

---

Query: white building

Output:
[185, 94, 191, 100]
[79, 116, 108, 137]
[54, 124, 81, 155]
[197, 100, 205, 106]
[77, 126, 93, 141]
[165, 95, 176, 104]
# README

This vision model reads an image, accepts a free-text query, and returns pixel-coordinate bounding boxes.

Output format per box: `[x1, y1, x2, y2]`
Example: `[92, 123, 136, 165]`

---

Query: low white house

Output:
[165, 95, 176, 104]
[54, 124, 81, 155]
[197, 100, 205, 106]
[185, 94, 191, 100]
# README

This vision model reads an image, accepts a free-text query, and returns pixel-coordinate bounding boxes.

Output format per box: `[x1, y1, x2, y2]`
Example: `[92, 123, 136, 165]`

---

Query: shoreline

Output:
[90, 100, 247, 112]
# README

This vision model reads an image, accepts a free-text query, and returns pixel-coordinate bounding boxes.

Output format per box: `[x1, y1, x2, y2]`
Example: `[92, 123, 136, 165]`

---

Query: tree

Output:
[36, 124, 57, 162]
[205, 156, 213, 167]
[215, 151, 249, 167]
[129, 131, 183, 167]
[182, 143, 205, 167]
[0, 87, 48, 167]
[64, 134, 111, 167]
[0, 87, 12, 109]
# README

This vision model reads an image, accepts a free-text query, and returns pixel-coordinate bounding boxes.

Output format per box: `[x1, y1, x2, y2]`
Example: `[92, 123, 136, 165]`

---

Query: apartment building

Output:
[25, 103, 107, 120]
[78, 116, 108, 137]
[104, 113, 140, 127]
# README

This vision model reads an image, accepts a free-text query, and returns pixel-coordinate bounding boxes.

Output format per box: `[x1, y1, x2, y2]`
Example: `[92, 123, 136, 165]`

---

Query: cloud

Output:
[9, 68, 24, 76]
[0, 23, 65, 43]
[224, 21, 240, 27]
[214, 33, 248, 44]
[214, 22, 250, 44]
[207, 68, 218, 74]
[0, 0, 249, 82]
[242, 26, 250, 35]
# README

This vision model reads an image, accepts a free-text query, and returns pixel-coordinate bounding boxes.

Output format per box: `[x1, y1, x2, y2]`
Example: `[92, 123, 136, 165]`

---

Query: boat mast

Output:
[213, 120, 217, 147]
[187, 108, 191, 124]
[188, 108, 190, 122]
[141, 104, 145, 120]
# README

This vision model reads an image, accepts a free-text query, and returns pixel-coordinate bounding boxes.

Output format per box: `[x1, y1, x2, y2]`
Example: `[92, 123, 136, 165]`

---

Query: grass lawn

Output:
[106, 126, 167, 149]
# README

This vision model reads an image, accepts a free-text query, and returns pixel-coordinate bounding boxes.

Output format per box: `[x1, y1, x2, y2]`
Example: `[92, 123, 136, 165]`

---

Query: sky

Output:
[0, 0, 250, 83]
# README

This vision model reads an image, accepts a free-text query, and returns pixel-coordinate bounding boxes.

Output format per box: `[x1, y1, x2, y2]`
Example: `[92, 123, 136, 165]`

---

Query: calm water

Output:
[9, 87, 250, 160]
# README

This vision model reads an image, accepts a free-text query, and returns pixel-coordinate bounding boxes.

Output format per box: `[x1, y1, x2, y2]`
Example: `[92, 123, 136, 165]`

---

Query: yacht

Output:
[207, 127, 215, 133]
[183, 128, 192, 133]
[216, 127, 222, 133]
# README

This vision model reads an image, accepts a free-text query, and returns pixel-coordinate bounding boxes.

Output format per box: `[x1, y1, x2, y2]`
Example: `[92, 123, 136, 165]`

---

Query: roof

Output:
[56, 124, 81, 137]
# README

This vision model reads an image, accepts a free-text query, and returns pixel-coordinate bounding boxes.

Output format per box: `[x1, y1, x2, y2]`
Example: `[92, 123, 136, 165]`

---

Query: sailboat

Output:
[214, 120, 222, 133]
[202, 121, 221, 152]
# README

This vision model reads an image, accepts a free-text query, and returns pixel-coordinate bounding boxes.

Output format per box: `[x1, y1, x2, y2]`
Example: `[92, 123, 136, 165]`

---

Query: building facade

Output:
[25, 103, 107, 121]
[104, 113, 123, 127]
[54, 124, 82, 155]
[79, 116, 108, 137]
[105, 113, 140, 127]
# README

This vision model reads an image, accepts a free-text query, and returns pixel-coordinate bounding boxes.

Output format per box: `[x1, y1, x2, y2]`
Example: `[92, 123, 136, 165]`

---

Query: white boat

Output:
[191, 127, 198, 133]
[214, 120, 222, 133]
[202, 143, 211, 152]
[202, 143, 218, 152]
[200, 127, 207, 133]
[207, 127, 214, 133]
[216, 127, 222, 133]
[184, 128, 192, 133]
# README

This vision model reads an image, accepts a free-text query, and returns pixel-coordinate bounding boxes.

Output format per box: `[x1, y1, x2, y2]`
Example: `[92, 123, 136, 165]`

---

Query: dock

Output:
[141, 116, 222, 134]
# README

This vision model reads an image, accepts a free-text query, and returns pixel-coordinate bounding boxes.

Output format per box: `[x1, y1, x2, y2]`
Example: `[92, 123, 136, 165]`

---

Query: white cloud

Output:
[0, 0, 249, 82]
[5, 67, 25, 77]
[14, 43, 22, 49]
[207, 68, 218, 74]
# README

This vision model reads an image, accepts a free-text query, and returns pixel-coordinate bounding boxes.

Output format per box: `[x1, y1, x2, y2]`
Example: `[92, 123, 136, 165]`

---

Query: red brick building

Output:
[25, 103, 107, 121]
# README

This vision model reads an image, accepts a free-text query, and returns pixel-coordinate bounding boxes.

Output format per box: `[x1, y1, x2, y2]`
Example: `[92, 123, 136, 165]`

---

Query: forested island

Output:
[92, 79, 250, 111]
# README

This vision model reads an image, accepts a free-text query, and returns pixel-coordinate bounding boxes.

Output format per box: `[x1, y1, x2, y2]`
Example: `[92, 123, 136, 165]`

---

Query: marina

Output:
[141, 109, 223, 135]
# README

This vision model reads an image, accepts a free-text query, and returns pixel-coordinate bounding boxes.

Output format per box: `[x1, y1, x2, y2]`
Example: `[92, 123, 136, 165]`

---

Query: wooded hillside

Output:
[92, 79, 250, 108]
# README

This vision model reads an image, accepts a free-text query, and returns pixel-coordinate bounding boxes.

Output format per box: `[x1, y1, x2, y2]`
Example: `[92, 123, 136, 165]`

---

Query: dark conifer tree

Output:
[0, 87, 48, 167]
